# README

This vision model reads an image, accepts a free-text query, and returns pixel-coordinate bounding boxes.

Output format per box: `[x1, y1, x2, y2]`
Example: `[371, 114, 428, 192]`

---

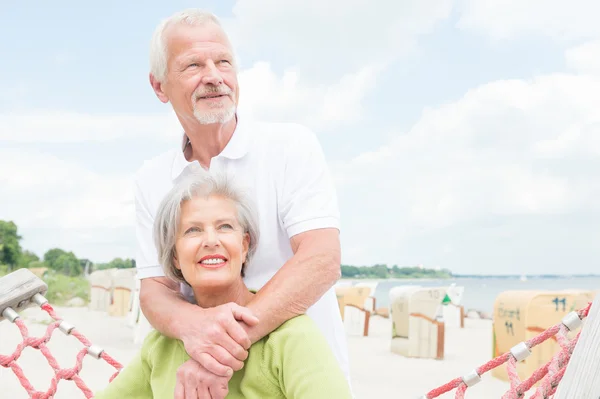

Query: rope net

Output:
[0, 292, 592, 399]
[423, 302, 592, 399]
[0, 294, 122, 399]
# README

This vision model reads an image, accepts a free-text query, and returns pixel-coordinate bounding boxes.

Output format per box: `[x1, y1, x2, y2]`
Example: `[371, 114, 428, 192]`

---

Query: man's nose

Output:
[202, 62, 224, 86]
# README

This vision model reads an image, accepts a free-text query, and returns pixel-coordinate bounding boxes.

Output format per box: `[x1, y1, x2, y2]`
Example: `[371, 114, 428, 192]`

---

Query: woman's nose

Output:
[203, 229, 219, 246]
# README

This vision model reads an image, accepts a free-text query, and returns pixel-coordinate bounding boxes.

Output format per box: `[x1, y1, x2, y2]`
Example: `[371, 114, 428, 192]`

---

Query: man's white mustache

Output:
[195, 89, 232, 99]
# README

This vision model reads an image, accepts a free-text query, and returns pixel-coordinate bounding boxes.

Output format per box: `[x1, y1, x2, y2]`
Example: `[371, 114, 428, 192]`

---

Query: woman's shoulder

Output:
[140, 330, 187, 361]
[278, 314, 318, 329]
[264, 315, 323, 345]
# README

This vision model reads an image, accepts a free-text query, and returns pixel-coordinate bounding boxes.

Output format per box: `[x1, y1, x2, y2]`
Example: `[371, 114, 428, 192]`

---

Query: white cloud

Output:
[238, 62, 382, 129]
[2, 59, 381, 141]
[457, 0, 600, 41]
[0, 111, 181, 143]
[565, 39, 600, 75]
[333, 73, 600, 265]
[0, 148, 134, 231]
[227, 0, 452, 71]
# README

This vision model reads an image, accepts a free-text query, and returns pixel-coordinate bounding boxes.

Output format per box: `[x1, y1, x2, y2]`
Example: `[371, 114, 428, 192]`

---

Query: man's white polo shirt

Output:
[133, 115, 350, 381]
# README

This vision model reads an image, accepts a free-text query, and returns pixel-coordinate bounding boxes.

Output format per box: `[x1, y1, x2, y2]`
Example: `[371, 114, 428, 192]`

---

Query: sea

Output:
[339, 276, 600, 314]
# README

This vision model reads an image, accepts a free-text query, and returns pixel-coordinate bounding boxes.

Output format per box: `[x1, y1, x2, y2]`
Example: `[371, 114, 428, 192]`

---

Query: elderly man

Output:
[134, 8, 351, 399]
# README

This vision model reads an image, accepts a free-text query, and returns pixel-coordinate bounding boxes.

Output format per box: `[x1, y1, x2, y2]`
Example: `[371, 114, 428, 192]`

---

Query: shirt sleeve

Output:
[92, 335, 154, 399]
[134, 174, 166, 280]
[264, 317, 352, 399]
[278, 126, 341, 238]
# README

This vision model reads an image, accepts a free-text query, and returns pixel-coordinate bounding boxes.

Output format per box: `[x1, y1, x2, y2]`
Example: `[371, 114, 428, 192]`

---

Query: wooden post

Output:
[0, 268, 48, 322]
[554, 293, 600, 399]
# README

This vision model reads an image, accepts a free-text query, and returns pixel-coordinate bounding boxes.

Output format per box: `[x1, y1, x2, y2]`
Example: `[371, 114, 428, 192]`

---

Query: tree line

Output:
[341, 264, 452, 279]
[0, 220, 135, 276]
[2, 219, 451, 280]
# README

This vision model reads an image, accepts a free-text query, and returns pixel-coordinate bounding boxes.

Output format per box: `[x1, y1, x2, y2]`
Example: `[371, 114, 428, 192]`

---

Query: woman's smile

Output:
[198, 254, 228, 269]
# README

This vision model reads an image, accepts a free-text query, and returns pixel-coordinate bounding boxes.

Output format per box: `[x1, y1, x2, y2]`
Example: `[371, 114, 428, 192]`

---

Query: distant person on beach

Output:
[130, 8, 351, 399]
[94, 172, 352, 398]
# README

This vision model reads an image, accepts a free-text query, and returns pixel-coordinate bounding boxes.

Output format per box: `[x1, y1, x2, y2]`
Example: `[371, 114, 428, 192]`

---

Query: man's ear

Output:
[149, 73, 170, 104]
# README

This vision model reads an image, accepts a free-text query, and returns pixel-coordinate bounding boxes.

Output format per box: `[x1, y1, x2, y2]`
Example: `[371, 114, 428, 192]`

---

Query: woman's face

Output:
[174, 195, 249, 290]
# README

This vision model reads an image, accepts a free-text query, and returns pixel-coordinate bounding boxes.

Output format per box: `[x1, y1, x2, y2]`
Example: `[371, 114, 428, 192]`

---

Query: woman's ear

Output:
[173, 252, 181, 270]
[242, 233, 250, 263]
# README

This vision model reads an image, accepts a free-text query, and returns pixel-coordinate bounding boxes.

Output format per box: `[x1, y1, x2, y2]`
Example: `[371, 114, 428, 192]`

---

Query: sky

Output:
[1, 1, 600, 275]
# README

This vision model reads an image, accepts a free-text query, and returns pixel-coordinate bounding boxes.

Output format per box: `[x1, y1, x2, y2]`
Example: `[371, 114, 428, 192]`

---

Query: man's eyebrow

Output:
[214, 52, 232, 60]
[179, 55, 201, 65]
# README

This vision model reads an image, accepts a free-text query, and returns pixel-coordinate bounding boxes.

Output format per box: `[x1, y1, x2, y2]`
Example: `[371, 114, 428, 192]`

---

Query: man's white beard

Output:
[193, 103, 236, 125]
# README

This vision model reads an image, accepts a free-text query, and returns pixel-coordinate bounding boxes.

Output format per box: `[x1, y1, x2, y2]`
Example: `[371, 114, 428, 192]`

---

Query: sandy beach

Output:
[1, 306, 528, 399]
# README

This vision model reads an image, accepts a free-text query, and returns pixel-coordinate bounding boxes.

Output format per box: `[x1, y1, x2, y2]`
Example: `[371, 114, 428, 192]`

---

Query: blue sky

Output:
[2, 1, 600, 274]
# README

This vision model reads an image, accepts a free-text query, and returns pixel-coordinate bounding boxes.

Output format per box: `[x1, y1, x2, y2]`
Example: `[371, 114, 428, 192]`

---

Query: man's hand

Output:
[180, 302, 259, 377]
[174, 359, 230, 399]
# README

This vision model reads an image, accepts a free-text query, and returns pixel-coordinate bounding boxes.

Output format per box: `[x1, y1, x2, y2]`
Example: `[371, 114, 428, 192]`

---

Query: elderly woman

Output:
[94, 171, 352, 399]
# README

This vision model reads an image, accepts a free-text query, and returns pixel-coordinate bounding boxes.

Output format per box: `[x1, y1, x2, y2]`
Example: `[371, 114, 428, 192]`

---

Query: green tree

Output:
[0, 220, 23, 269]
[79, 258, 93, 275]
[94, 257, 135, 271]
[44, 248, 69, 269]
[44, 248, 81, 276]
[341, 265, 361, 278]
[109, 257, 135, 269]
[54, 253, 82, 276]
[370, 264, 389, 279]
[18, 250, 40, 268]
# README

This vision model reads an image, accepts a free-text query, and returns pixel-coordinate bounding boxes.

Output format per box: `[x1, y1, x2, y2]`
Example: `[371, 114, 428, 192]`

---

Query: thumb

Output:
[230, 304, 259, 326]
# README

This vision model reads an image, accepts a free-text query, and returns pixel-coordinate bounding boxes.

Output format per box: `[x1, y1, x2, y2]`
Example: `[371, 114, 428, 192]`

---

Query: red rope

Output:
[1, 299, 593, 398]
[425, 302, 592, 399]
[0, 302, 123, 399]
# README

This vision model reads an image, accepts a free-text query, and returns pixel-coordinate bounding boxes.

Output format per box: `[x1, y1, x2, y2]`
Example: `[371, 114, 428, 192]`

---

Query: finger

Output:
[223, 317, 252, 350]
[230, 304, 259, 326]
[174, 380, 185, 399]
[185, 376, 198, 399]
[208, 382, 229, 399]
[215, 333, 249, 362]
[197, 385, 213, 399]
[198, 352, 234, 378]
[210, 344, 245, 371]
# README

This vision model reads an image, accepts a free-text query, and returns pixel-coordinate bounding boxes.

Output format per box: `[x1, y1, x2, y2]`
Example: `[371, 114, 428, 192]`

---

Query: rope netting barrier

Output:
[0, 293, 123, 399]
[421, 302, 592, 399]
[0, 280, 593, 399]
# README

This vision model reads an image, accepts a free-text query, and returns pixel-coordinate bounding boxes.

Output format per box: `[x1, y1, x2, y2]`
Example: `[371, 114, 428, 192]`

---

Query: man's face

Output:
[160, 23, 239, 125]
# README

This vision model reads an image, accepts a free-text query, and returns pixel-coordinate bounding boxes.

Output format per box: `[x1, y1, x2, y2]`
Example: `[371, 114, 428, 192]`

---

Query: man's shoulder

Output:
[133, 149, 177, 187]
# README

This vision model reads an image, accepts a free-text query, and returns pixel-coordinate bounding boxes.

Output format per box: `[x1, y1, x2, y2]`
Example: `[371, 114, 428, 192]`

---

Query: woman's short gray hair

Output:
[153, 169, 260, 284]
[149, 9, 236, 82]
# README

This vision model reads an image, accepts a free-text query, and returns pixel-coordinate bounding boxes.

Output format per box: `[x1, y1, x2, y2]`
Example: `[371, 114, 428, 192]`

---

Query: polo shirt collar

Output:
[170, 112, 249, 180]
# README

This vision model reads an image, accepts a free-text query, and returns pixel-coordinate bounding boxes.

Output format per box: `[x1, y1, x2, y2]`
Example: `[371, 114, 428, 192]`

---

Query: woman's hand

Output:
[175, 359, 230, 399]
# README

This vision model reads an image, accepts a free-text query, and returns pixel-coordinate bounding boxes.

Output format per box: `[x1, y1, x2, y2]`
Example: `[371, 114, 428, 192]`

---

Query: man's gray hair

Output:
[153, 169, 260, 284]
[149, 9, 236, 82]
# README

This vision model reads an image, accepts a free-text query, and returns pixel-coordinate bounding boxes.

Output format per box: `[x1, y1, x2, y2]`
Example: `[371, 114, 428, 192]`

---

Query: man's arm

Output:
[139, 277, 197, 339]
[134, 173, 257, 381]
[245, 228, 341, 342]
[139, 277, 258, 374]
[244, 126, 342, 342]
